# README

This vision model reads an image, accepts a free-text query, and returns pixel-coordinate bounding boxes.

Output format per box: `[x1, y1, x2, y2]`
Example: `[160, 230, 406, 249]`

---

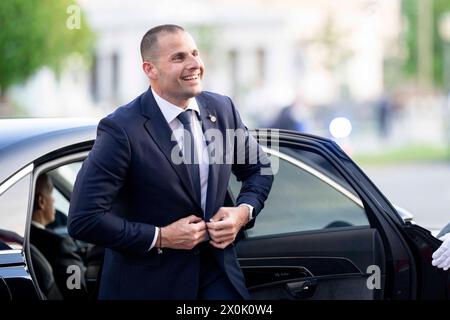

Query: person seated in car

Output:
[30, 173, 87, 299]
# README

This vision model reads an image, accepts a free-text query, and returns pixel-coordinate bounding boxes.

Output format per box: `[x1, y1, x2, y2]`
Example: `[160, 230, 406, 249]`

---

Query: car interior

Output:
[27, 142, 387, 300]
[26, 162, 101, 300]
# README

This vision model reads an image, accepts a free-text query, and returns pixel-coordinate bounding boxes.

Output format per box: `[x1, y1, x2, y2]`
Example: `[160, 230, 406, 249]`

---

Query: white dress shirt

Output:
[148, 89, 253, 251]
[31, 220, 46, 230]
[149, 88, 209, 250]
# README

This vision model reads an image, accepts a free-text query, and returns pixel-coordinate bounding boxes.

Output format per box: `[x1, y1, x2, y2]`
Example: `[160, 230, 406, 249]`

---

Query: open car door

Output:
[230, 130, 449, 300]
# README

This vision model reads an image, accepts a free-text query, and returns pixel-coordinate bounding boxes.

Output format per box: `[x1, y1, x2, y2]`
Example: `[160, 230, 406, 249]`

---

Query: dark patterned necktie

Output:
[177, 110, 201, 204]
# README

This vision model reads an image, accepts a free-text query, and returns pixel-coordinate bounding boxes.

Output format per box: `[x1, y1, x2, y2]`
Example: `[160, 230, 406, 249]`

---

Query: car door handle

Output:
[285, 279, 317, 299]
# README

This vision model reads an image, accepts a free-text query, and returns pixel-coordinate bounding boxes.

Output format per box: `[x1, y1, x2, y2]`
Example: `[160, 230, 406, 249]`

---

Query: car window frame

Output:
[0, 164, 34, 249]
[0, 164, 33, 196]
[264, 147, 364, 208]
[229, 145, 370, 240]
[25, 151, 89, 300]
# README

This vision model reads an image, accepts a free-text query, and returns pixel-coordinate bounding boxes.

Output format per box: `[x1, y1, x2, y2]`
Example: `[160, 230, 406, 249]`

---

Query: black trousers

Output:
[197, 243, 244, 300]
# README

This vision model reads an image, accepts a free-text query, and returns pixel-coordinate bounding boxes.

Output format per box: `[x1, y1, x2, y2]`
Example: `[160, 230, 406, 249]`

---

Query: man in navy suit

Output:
[68, 24, 274, 300]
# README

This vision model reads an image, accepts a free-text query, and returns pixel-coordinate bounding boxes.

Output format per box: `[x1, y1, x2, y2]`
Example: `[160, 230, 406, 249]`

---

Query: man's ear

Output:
[142, 61, 158, 80]
[37, 194, 46, 210]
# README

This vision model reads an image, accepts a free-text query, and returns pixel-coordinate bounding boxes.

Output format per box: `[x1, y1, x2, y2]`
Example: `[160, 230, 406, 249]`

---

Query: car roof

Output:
[0, 122, 333, 184]
[0, 118, 98, 184]
[0, 119, 336, 187]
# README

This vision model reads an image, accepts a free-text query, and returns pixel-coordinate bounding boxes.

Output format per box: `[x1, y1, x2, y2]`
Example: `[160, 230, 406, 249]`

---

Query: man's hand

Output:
[432, 233, 450, 271]
[206, 206, 249, 249]
[160, 215, 207, 250]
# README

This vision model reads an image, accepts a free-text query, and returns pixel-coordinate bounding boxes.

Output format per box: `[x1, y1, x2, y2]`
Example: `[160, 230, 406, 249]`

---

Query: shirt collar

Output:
[151, 88, 200, 124]
[31, 220, 46, 230]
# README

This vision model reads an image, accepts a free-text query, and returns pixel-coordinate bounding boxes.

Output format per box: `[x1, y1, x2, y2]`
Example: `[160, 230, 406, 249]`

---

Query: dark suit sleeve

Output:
[68, 117, 156, 255]
[228, 97, 274, 229]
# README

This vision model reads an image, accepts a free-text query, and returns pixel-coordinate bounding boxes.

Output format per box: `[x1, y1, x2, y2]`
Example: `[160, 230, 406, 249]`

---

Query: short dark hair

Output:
[33, 173, 53, 212]
[140, 24, 185, 62]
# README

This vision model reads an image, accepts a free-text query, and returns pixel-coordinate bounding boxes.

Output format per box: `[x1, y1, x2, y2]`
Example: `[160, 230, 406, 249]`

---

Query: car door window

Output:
[44, 162, 84, 235]
[48, 162, 83, 215]
[53, 188, 69, 216]
[0, 173, 31, 249]
[52, 162, 82, 188]
[229, 147, 369, 238]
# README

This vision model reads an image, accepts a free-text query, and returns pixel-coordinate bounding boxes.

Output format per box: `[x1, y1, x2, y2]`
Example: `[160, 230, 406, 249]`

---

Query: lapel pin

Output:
[209, 115, 217, 123]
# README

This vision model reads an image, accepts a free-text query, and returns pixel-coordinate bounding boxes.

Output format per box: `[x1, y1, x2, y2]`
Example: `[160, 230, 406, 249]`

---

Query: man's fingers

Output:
[212, 235, 233, 243]
[208, 230, 219, 241]
[210, 229, 233, 239]
[208, 229, 234, 243]
[209, 216, 225, 223]
[207, 219, 232, 230]
[209, 240, 229, 249]
[206, 221, 216, 230]
[211, 208, 228, 221]
[186, 215, 202, 223]
[192, 221, 206, 232]
[207, 227, 232, 238]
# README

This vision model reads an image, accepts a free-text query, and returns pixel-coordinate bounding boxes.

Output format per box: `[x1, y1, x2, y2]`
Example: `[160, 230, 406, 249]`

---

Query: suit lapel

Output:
[196, 95, 220, 220]
[140, 88, 201, 210]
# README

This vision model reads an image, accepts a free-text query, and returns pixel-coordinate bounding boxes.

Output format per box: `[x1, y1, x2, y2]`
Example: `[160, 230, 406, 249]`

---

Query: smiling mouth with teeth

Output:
[181, 74, 200, 81]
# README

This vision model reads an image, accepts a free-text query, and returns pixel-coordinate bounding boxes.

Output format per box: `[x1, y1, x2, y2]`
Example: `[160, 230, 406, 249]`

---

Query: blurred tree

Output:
[310, 15, 354, 98]
[0, 0, 94, 100]
[402, 0, 450, 88]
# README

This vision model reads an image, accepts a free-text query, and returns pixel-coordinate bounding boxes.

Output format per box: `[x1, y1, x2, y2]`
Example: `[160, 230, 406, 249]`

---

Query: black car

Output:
[0, 118, 448, 300]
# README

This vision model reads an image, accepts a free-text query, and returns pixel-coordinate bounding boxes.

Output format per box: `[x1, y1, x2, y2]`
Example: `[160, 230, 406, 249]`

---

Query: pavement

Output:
[361, 162, 450, 236]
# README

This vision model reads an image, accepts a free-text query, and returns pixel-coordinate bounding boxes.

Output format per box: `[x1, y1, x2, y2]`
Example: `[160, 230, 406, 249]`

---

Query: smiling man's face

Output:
[146, 30, 205, 107]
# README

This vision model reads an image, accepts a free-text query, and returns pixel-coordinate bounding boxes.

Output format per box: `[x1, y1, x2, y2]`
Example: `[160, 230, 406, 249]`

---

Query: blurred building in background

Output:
[6, 0, 450, 152]
[82, 0, 402, 128]
[7, 0, 400, 125]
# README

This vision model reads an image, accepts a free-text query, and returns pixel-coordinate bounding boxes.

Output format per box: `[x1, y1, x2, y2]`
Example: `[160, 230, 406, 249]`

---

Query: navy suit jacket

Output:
[68, 88, 273, 299]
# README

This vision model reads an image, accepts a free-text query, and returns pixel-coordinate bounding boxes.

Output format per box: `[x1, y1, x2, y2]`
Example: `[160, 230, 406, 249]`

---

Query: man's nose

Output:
[187, 55, 202, 69]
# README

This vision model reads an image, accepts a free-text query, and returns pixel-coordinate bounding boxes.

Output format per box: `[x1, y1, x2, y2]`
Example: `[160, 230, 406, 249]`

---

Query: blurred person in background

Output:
[376, 93, 393, 139]
[268, 91, 314, 133]
[375, 91, 403, 140]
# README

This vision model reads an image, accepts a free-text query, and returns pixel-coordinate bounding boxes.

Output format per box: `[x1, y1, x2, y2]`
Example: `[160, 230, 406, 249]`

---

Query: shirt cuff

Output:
[239, 203, 254, 222]
[148, 227, 159, 251]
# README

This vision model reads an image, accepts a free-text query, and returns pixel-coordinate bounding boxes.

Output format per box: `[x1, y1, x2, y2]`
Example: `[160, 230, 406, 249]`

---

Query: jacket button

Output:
[193, 248, 200, 255]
